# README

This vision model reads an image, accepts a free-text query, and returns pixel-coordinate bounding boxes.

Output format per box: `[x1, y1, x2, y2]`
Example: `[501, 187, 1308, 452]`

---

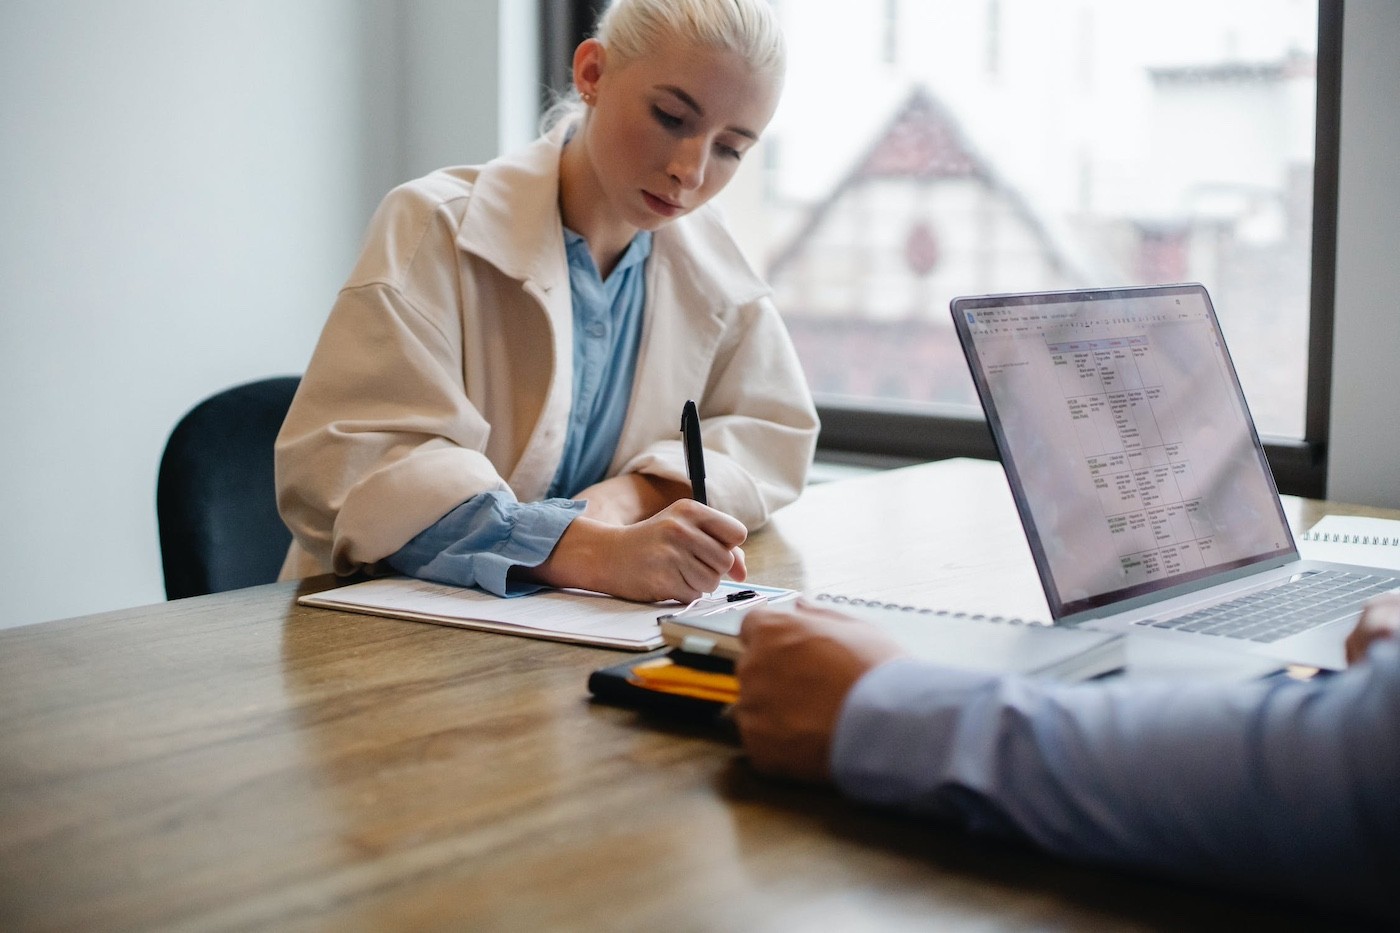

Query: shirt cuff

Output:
[388, 491, 585, 597]
[830, 657, 1003, 808]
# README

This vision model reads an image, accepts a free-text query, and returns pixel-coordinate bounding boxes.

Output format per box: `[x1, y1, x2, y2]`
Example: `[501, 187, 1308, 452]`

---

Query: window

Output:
[542, 0, 1338, 496]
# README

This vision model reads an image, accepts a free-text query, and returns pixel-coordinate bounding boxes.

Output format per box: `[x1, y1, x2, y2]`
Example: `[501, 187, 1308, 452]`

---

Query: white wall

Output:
[1327, 0, 1400, 507]
[0, 1, 530, 629]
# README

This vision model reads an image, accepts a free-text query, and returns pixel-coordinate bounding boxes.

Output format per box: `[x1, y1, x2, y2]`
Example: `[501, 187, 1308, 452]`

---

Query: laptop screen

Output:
[951, 283, 1295, 620]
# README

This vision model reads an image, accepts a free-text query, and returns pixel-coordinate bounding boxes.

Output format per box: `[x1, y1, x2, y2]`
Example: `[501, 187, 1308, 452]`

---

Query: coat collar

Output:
[455, 123, 571, 294]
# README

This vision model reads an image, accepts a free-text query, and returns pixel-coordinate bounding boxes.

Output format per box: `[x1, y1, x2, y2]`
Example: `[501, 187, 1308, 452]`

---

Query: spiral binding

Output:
[1300, 531, 1400, 546]
[814, 592, 1043, 626]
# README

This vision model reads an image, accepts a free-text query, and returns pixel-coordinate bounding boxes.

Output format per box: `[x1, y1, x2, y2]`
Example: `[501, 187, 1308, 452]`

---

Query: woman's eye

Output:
[716, 143, 743, 161]
[652, 106, 683, 129]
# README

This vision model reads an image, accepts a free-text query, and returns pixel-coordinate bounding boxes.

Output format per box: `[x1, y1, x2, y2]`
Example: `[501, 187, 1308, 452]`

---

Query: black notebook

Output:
[587, 650, 735, 723]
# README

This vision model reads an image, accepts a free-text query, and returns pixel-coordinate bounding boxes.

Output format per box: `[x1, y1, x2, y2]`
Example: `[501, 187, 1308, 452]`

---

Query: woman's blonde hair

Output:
[595, 0, 785, 76]
[544, 0, 784, 130]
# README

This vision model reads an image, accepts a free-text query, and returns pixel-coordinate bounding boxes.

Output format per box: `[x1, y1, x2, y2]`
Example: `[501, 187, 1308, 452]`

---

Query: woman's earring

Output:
[581, 91, 595, 105]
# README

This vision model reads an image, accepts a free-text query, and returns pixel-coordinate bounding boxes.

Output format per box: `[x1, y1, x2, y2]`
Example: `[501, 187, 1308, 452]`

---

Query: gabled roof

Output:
[856, 86, 983, 181]
[767, 85, 1080, 282]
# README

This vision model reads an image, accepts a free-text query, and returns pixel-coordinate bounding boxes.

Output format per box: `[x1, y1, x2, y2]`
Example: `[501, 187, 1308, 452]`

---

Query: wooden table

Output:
[0, 459, 1382, 931]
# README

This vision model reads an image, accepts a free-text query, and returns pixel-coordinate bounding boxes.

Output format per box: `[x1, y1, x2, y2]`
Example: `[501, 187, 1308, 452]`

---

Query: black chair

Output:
[157, 375, 301, 599]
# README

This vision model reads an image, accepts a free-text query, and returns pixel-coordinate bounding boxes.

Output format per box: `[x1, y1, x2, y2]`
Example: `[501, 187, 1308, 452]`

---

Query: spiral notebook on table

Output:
[659, 592, 1125, 682]
[1299, 516, 1400, 572]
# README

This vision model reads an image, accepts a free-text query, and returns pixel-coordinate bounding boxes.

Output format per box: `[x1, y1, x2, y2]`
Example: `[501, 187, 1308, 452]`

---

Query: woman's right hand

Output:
[524, 498, 748, 603]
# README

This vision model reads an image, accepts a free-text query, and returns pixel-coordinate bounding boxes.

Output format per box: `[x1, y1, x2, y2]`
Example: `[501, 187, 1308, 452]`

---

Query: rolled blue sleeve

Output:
[831, 645, 1400, 915]
[387, 490, 584, 597]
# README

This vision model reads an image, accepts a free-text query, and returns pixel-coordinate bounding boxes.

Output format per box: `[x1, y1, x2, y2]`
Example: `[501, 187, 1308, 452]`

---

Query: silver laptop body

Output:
[951, 283, 1398, 670]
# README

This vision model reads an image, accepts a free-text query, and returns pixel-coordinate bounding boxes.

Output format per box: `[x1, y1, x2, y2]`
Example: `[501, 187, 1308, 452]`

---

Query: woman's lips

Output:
[643, 191, 682, 218]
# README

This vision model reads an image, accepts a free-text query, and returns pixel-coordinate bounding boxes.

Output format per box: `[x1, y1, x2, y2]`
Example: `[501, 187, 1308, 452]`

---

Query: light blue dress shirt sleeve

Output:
[830, 641, 1400, 915]
[386, 491, 584, 597]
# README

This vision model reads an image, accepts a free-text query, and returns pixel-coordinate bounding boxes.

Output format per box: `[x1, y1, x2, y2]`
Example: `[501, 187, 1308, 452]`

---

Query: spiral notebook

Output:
[1299, 516, 1400, 572]
[659, 592, 1124, 682]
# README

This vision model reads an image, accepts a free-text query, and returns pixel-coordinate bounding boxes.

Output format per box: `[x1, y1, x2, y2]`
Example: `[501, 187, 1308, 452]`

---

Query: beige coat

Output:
[275, 127, 819, 580]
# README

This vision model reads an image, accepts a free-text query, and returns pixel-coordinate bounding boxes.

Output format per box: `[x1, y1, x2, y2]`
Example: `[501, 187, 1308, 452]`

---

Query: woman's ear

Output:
[572, 38, 607, 101]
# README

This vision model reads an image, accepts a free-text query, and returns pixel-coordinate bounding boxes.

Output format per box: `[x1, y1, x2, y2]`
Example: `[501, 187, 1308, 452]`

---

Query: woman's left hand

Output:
[574, 473, 692, 525]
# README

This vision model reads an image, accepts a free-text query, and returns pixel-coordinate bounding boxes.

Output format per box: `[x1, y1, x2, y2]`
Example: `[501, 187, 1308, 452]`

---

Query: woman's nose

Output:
[667, 138, 707, 191]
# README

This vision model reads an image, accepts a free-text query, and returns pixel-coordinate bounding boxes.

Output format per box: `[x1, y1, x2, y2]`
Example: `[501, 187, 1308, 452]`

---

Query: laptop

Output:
[950, 282, 1399, 671]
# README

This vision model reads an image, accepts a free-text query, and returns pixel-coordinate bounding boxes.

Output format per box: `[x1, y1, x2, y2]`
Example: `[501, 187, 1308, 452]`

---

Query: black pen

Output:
[681, 399, 707, 505]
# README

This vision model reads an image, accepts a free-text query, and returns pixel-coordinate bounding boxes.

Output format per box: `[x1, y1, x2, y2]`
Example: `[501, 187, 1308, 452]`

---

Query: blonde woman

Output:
[276, 0, 817, 602]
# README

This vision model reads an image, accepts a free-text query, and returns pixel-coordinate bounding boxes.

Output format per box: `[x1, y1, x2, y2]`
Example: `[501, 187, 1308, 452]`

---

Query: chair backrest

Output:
[157, 376, 301, 599]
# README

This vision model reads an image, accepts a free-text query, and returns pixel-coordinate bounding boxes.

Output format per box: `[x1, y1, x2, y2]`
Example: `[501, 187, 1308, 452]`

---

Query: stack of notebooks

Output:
[588, 592, 1126, 719]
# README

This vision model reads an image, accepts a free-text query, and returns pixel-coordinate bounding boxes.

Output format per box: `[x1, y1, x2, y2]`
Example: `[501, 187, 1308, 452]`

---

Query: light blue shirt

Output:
[548, 228, 651, 497]
[388, 228, 652, 596]
[831, 640, 1400, 918]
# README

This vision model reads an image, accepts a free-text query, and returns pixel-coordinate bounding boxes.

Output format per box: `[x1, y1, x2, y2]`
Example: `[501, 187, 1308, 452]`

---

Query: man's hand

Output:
[524, 498, 746, 603]
[733, 601, 906, 783]
[1345, 592, 1400, 665]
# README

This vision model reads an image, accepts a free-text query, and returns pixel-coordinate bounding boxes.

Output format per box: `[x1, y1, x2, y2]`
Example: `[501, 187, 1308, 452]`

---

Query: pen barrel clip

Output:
[681, 399, 708, 506]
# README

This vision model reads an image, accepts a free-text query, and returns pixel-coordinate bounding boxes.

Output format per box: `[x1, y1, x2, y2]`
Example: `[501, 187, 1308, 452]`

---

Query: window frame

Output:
[540, 0, 1341, 500]
[538, 0, 595, 109]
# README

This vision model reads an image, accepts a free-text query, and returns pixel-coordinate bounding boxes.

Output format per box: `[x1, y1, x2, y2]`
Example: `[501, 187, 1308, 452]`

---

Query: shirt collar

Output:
[562, 227, 653, 279]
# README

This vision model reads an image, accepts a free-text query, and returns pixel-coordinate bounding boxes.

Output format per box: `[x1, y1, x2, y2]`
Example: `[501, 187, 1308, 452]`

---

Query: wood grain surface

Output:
[0, 459, 1381, 931]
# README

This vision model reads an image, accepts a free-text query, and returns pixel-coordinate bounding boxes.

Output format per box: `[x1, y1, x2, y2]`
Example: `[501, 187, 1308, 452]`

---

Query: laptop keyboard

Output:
[1138, 570, 1398, 643]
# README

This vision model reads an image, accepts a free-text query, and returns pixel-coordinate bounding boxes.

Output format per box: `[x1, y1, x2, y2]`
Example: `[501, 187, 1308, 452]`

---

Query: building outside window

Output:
[718, 0, 1320, 442]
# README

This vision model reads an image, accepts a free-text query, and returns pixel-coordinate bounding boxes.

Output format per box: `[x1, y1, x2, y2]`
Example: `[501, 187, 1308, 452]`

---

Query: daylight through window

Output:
[719, 0, 1319, 439]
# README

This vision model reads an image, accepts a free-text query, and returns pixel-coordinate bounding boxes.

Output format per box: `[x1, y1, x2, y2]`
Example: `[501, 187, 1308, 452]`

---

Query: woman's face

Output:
[576, 34, 782, 233]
